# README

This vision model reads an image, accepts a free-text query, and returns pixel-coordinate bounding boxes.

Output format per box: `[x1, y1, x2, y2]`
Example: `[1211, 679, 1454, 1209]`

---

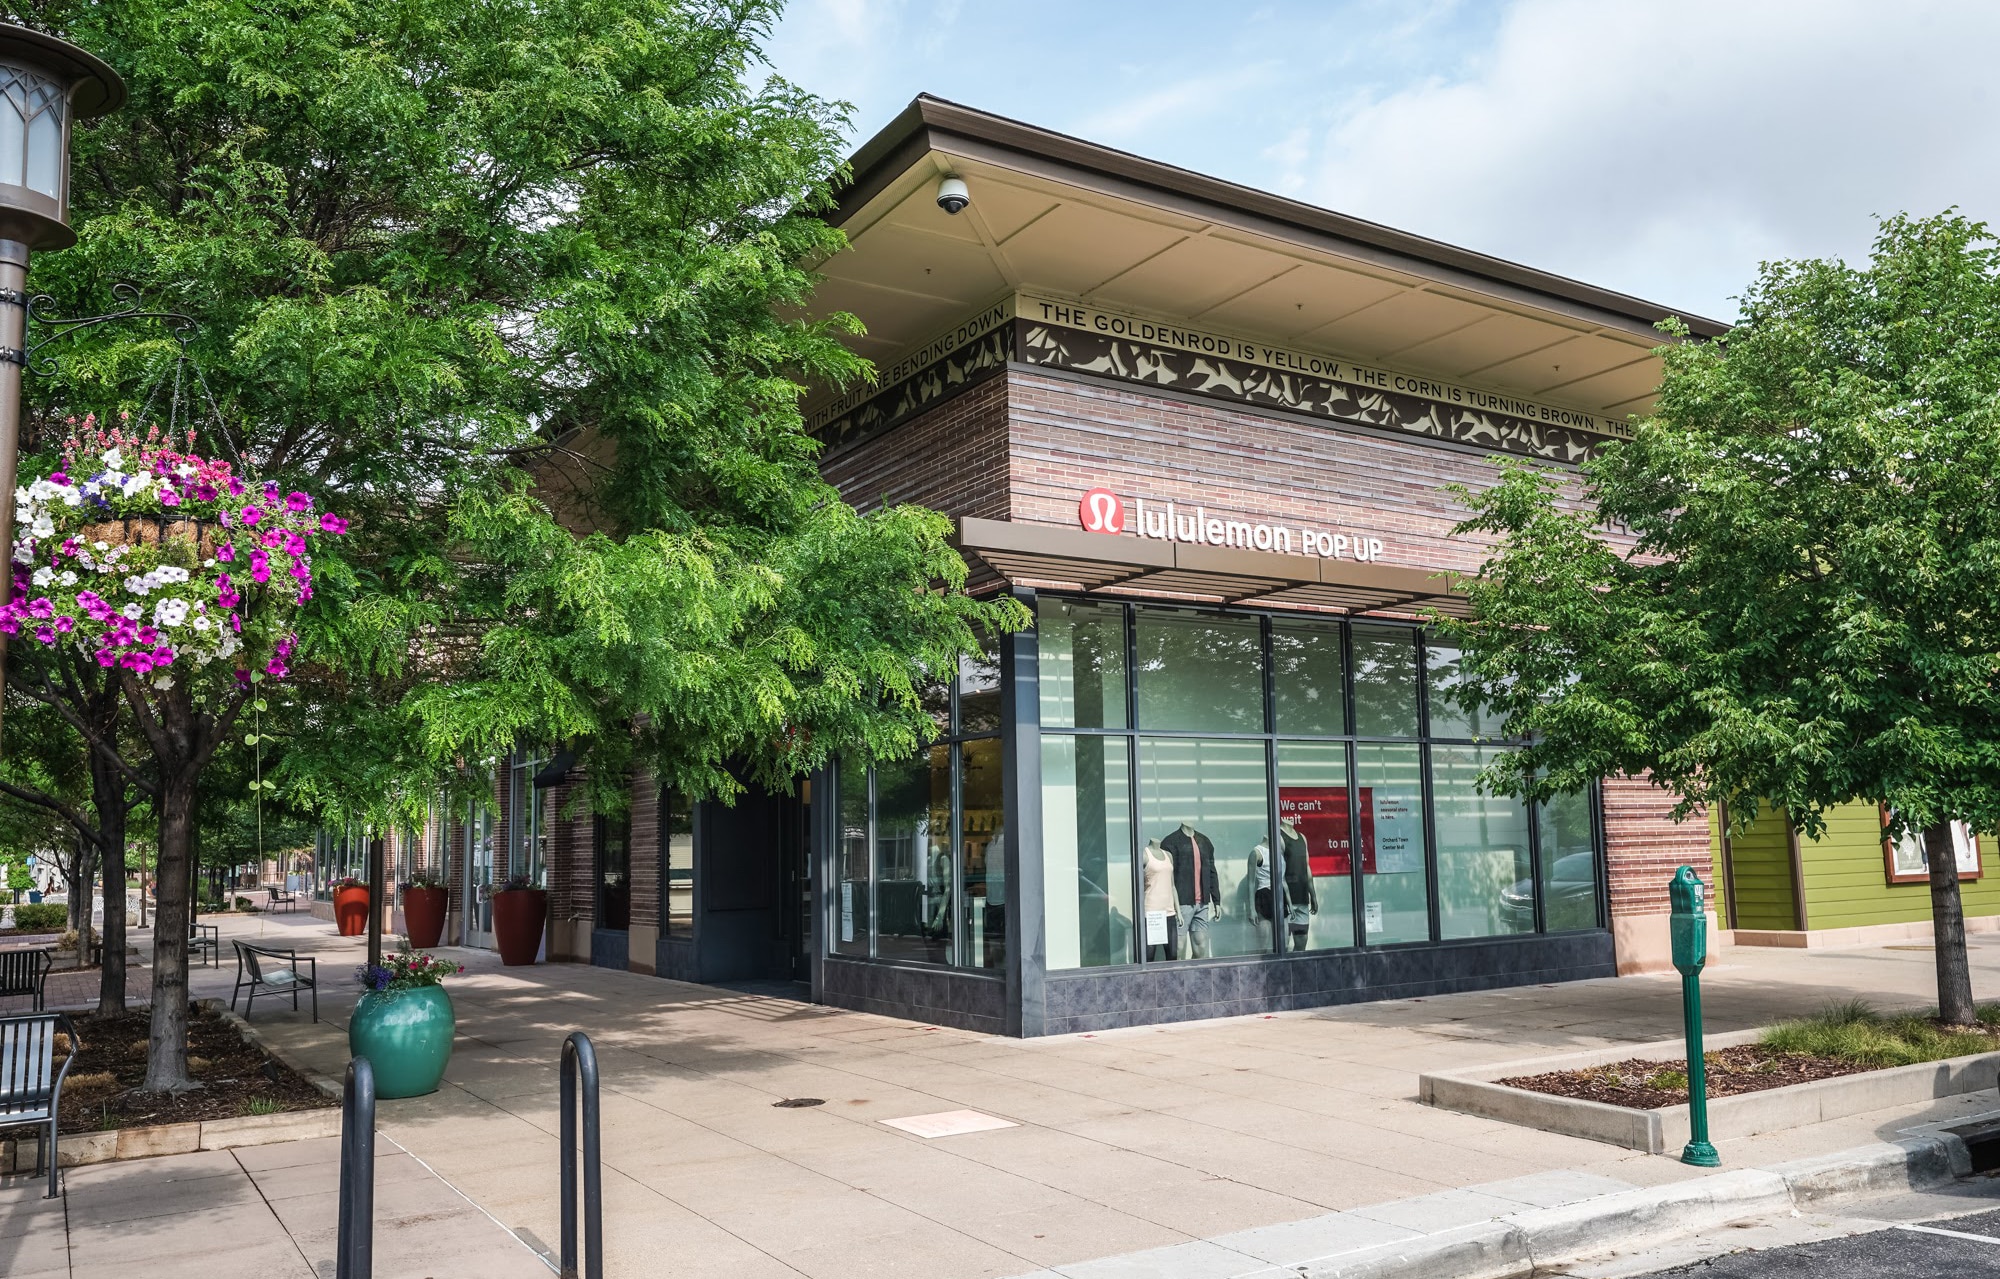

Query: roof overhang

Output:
[807, 96, 1726, 428]
[959, 517, 1469, 618]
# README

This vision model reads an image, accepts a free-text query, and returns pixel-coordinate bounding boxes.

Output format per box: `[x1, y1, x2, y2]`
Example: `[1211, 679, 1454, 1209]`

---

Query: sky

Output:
[765, 0, 2000, 323]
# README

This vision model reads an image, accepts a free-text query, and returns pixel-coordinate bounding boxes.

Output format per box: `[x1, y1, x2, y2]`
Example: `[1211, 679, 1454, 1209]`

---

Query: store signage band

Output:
[1079, 486, 1386, 563]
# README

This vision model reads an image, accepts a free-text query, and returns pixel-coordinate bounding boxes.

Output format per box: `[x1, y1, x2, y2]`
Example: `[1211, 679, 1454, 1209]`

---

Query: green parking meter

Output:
[1670, 866, 1720, 1167]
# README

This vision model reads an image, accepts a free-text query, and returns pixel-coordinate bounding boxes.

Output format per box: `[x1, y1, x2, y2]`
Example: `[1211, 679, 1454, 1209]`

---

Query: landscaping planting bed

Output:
[53, 1003, 334, 1133]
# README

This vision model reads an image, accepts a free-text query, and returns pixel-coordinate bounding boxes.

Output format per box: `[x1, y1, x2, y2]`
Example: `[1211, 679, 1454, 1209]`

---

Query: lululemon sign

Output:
[1079, 487, 1125, 534]
[1074, 487, 1387, 562]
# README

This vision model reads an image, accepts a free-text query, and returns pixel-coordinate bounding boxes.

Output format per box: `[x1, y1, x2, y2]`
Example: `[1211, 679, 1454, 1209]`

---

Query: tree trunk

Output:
[1923, 822, 1977, 1025]
[93, 758, 129, 1017]
[144, 772, 197, 1092]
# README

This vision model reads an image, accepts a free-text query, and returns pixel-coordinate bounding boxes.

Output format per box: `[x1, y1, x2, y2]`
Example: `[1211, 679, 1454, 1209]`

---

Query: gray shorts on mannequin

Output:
[1176, 902, 1215, 958]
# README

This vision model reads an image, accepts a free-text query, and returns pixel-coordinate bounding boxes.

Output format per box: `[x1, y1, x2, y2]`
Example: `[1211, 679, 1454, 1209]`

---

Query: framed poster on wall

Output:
[1880, 808, 1983, 885]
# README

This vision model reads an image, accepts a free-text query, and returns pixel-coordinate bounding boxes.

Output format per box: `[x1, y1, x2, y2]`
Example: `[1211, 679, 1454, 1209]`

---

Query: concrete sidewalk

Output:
[13, 911, 2000, 1279]
[0, 1136, 547, 1279]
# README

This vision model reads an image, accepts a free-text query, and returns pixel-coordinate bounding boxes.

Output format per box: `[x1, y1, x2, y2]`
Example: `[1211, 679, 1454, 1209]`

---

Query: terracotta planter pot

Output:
[401, 885, 448, 949]
[490, 888, 547, 966]
[333, 885, 370, 937]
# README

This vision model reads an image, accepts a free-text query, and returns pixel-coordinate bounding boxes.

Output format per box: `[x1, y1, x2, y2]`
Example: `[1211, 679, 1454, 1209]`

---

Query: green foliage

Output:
[11, 902, 69, 931]
[18, 0, 1021, 827]
[5, 860, 32, 894]
[1761, 1002, 2000, 1067]
[1438, 214, 2000, 843]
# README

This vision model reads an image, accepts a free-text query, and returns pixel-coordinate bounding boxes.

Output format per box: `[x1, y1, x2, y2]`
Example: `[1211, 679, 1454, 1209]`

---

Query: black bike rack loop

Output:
[337, 1056, 376, 1279]
[560, 1031, 603, 1279]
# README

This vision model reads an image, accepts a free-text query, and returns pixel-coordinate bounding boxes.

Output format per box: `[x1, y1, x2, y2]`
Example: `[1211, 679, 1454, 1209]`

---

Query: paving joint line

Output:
[231, 1145, 320, 1277]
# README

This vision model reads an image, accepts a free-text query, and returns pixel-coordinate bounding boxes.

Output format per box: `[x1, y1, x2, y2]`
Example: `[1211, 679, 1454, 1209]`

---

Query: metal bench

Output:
[190, 918, 219, 968]
[0, 948, 51, 1010]
[0, 1011, 79, 1198]
[267, 884, 298, 913]
[231, 940, 317, 1022]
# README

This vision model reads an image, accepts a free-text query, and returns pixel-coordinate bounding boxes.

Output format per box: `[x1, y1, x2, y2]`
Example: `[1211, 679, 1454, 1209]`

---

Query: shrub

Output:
[1763, 1001, 1999, 1066]
[11, 902, 68, 931]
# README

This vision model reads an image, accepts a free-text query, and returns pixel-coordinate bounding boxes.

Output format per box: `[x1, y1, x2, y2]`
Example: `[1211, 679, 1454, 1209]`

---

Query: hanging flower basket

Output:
[78, 515, 225, 558]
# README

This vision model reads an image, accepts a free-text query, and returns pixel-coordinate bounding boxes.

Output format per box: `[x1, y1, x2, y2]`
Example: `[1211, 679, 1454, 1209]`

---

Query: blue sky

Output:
[766, 0, 2000, 323]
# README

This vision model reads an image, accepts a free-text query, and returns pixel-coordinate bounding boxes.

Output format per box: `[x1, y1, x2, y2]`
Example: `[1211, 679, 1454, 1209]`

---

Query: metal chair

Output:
[231, 940, 318, 1022]
[0, 948, 52, 1011]
[190, 918, 220, 968]
[0, 1011, 79, 1198]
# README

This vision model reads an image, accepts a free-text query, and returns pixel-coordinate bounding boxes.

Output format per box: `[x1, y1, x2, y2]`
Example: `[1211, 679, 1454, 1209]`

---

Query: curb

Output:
[1290, 1130, 1977, 1279]
[203, 997, 346, 1099]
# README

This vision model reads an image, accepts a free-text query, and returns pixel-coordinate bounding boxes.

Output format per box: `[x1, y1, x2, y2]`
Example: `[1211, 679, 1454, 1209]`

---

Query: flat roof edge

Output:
[833, 94, 1729, 341]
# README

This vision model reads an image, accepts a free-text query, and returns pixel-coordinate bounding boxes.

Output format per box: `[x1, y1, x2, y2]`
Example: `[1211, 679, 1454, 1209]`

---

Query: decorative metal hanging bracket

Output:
[23, 281, 196, 377]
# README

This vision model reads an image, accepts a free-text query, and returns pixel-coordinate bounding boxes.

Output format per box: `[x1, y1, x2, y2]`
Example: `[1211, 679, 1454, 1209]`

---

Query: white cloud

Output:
[1294, 0, 2000, 320]
[1076, 64, 1284, 143]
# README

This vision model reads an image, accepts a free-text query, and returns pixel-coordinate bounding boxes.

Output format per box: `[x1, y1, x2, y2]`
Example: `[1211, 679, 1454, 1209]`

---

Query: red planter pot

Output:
[333, 885, 370, 937]
[491, 888, 547, 966]
[402, 886, 448, 949]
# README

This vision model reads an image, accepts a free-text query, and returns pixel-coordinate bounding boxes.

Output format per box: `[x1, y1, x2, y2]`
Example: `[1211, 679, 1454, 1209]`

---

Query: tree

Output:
[13, 0, 1021, 1090]
[1438, 213, 2000, 1025]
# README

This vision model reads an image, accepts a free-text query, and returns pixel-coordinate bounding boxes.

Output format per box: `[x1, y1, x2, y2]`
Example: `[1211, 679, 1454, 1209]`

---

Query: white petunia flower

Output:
[121, 602, 142, 619]
[92, 541, 108, 552]
[30, 566, 52, 586]
[153, 598, 190, 628]
[124, 575, 151, 595]
[102, 448, 122, 470]
[190, 614, 212, 632]
[29, 516, 53, 538]
[57, 570, 76, 586]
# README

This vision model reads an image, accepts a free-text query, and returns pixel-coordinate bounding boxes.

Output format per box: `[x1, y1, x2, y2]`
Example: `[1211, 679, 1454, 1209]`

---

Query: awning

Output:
[957, 517, 1470, 617]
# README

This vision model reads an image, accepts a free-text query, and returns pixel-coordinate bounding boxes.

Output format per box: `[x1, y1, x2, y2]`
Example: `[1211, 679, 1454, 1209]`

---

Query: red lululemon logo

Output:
[1079, 488, 1125, 534]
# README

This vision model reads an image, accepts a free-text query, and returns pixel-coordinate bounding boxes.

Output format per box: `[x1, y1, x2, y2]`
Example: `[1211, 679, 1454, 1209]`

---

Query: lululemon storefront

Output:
[520, 96, 1726, 1035]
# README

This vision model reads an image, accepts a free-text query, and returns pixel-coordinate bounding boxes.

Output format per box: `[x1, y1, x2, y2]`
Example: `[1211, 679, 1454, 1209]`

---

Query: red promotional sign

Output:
[1078, 487, 1125, 534]
[1279, 786, 1374, 876]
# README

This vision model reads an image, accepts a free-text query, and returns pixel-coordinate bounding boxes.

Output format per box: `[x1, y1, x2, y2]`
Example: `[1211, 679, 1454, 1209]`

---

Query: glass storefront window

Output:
[1042, 733, 1133, 969]
[1135, 609, 1263, 733]
[1272, 620, 1346, 736]
[596, 812, 630, 931]
[1426, 641, 1497, 741]
[663, 789, 695, 935]
[1276, 742, 1353, 951]
[1136, 736, 1271, 959]
[1355, 742, 1429, 944]
[959, 633, 1002, 735]
[960, 738, 1005, 969]
[1352, 623, 1419, 738]
[1040, 598, 1127, 729]
[873, 746, 952, 965]
[1538, 789, 1600, 931]
[834, 750, 870, 957]
[1432, 745, 1532, 939]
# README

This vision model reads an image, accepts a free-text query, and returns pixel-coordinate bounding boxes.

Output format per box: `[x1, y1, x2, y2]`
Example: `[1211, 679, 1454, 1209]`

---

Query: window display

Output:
[1355, 743, 1429, 943]
[1137, 737, 1271, 958]
[1276, 742, 1351, 950]
[874, 746, 952, 965]
[1043, 733, 1134, 969]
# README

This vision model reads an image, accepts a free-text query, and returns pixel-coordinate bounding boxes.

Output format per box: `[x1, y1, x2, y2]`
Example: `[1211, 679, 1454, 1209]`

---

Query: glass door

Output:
[465, 801, 496, 949]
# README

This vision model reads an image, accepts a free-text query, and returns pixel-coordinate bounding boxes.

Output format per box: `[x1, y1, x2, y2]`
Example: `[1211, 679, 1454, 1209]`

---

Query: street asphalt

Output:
[1637, 1204, 2000, 1276]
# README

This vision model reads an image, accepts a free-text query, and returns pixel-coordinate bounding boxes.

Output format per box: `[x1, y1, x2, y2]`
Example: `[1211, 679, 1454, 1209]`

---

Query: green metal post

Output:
[1669, 865, 1720, 1167]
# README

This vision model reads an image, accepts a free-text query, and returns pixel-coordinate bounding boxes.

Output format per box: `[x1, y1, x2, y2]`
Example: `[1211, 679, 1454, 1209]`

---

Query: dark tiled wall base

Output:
[820, 958, 1008, 1035]
[1038, 932, 1617, 1035]
[589, 929, 629, 970]
[656, 938, 699, 983]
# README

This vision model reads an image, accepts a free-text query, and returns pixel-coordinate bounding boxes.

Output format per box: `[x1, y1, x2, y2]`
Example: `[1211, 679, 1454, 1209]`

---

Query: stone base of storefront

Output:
[820, 958, 1009, 1036]
[625, 923, 658, 974]
[589, 928, 629, 969]
[1613, 910, 1729, 975]
[1027, 932, 1618, 1036]
[1730, 913, 2000, 950]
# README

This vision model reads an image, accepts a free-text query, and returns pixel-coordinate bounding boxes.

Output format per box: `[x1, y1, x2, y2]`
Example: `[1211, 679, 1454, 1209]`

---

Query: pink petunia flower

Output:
[319, 513, 348, 534]
[217, 543, 235, 562]
[286, 491, 312, 512]
[32, 626, 53, 643]
[158, 488, 181, 507]
[241, 506, 263, 526]
[54, 616, 73, 633]
[250, 550, 271, 584]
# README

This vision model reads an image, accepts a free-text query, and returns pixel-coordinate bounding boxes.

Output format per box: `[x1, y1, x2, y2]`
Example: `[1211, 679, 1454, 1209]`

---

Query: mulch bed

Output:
[46, 1004, 334, 1133]
[1499, 1044, 1874, 1110]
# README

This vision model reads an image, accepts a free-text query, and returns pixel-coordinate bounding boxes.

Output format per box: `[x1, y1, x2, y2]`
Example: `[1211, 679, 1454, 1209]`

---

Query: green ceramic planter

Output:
[348, 985, 456, 1098]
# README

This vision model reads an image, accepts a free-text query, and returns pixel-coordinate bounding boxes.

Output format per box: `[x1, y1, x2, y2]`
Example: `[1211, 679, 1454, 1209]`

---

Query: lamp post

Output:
[0, 26, 125, 745]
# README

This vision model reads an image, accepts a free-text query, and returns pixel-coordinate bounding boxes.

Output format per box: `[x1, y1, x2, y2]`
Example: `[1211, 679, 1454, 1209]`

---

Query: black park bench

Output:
[231, 940, 318, 1022]
[0, 948, 52, 1011]
[0, 1011, 79, 1198]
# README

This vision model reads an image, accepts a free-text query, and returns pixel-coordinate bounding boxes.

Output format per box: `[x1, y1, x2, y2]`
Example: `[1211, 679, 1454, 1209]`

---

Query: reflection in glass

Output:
[1537, 789, 1600, 931]
[874, 746, 953, 964]
[1272, 621, 1346, 736]
[960, 738, 1006, 968]
[833, 751, 870, 957]
[1352, 624, 1418, 738]
[596, 812, 630, 930]
[1276, 742, 1353, 951]
[1426, 641, 1497, 740]
[663, 789, 694, 935]
[1433, 745, 1532, 939]
[1355, 743, 1429, 943]
[1137, 737, 1272, 959]
[1042, 734, 1133, 969]
[959, 632, 1002, 735]
[1039, 599, 1127, 729]
[1135, 609, 1263, 733]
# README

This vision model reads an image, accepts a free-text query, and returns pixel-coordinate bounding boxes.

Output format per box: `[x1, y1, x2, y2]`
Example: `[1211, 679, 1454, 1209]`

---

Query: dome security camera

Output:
[936, 175, 970, 215]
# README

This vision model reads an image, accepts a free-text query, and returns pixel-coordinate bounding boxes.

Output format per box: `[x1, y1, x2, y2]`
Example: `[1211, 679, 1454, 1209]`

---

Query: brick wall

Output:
[821, 374, 1010, 518]
[1601, 773, 1713, 916]
[629, 774, 661, 931]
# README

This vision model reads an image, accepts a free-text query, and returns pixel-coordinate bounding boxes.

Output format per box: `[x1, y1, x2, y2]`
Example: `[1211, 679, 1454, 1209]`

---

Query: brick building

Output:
[422, 97, 1776, 1034]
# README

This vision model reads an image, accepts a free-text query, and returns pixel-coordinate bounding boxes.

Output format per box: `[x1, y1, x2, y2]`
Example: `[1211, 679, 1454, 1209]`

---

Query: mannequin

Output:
[924, 842, 951, 938]
[1141, 838, 1179, 961]
[1278, 816, 1318, 952]
[1160, 821, 1221, 958]
[1248, 840, 1274, 924]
